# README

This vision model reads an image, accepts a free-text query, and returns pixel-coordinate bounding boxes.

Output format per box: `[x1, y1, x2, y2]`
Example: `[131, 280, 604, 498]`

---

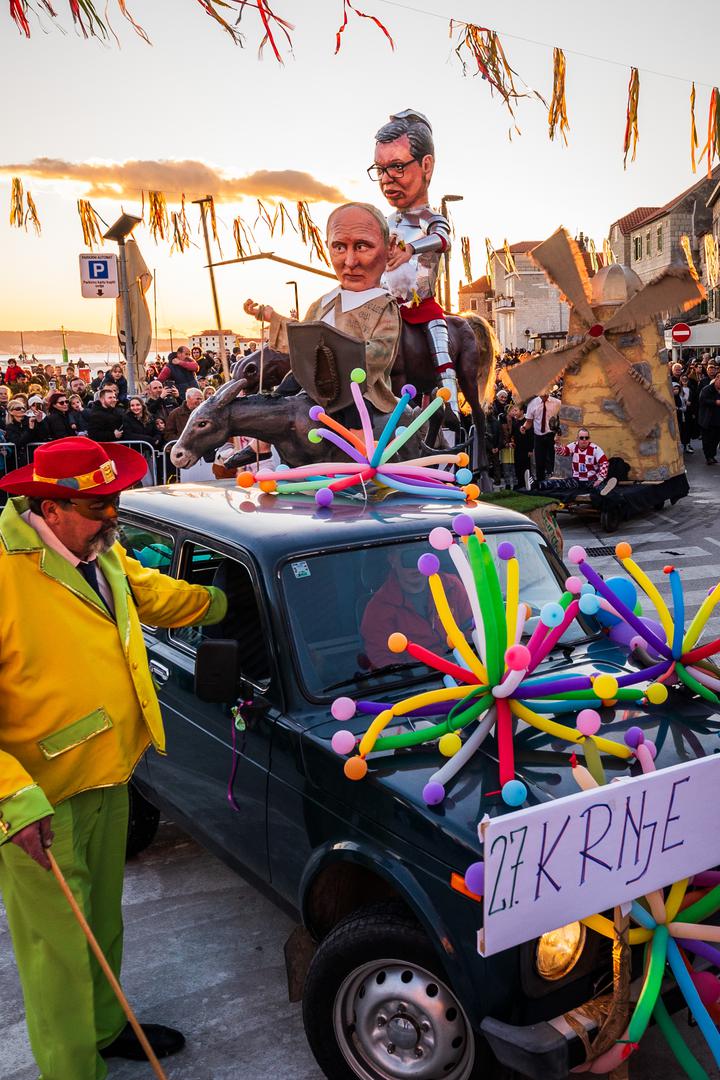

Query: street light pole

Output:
[103, 213, 142, 397]
[286, 279, 299, 319]
[440, 194, 463, 313]
[193, 195, 230, 382]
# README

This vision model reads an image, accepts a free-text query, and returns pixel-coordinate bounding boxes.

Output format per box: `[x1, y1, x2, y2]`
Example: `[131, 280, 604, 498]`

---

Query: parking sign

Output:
[79, 253, 119, 298]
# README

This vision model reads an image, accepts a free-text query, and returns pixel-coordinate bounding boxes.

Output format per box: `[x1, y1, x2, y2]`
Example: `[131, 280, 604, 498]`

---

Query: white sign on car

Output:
[477, 755, 720, 957]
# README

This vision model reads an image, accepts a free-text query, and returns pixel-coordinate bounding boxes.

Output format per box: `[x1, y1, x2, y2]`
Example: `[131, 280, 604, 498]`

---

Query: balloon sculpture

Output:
[331, 525, 720, 809]
[237, 371, 480, 505]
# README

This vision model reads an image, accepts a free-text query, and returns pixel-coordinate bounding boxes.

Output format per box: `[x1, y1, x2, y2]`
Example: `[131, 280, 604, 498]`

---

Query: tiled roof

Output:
[612, 207, 660, 235]
[508, 241, 541, 254]
[459, 275, 491, 293]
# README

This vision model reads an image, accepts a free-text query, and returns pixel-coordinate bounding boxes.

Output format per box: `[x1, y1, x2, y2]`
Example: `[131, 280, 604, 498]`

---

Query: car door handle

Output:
[149, 660, 170, 685]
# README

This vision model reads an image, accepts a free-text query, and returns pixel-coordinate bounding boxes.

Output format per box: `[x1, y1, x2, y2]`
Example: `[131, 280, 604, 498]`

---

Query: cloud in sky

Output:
[0, 158, 347, 204]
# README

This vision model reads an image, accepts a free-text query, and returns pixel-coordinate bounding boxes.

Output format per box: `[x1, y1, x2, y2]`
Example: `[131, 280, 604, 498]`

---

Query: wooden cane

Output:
[48, 851, 169, 1080]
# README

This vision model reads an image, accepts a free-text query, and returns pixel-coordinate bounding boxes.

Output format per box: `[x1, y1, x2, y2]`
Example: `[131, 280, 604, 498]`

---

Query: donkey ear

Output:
[205, 376, 246, 408]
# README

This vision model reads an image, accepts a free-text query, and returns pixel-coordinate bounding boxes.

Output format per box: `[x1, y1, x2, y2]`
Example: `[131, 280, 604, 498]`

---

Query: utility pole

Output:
[440, 194, 463, 313]
[193, 195, 230, 381]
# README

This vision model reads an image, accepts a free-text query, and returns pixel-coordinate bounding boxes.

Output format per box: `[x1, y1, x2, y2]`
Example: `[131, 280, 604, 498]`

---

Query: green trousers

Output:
[0, 785, 129, 1080]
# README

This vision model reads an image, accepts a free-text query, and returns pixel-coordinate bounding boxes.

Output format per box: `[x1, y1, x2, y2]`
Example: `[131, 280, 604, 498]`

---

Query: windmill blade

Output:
[595, 337, 671, 435]
[530, 228, 596, 328]
[504, 339, 590, 401]
[603, 265, 705, 333]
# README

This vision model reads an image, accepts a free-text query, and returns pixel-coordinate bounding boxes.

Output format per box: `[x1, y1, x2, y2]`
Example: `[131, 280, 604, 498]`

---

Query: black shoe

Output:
[100, 1022, 186, 1061]
[685, 445, 694, 454]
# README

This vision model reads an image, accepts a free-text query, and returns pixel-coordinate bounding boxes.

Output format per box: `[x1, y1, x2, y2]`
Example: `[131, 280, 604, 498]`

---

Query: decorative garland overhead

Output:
[548, 47, 569, 144]
[623, 66, 640, 169]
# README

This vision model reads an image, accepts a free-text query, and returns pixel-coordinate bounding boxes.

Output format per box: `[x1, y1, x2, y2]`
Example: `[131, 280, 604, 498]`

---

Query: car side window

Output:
[170, 542, 272, 691]
[117, 521, 175, 575]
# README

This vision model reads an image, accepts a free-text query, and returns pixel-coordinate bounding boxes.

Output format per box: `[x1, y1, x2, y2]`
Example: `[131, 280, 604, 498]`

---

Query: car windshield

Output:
[280, 530, 595, 699]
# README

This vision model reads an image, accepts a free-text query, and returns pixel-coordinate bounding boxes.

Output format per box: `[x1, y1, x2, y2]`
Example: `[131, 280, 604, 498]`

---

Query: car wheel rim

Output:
[333, 958, 474, 1080]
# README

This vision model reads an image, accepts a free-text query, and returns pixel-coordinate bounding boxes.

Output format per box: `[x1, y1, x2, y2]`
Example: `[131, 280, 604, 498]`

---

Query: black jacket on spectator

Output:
[45, 409, 78, 440]
[4, 417, 47, 467]
[68, 407, 86, 433]
[122, 412, 164, 450]
[699, 382, 720, 428]
[100, 372, 129, 403]
[85, 401, 126, 442]
[146, 396, 175, 423]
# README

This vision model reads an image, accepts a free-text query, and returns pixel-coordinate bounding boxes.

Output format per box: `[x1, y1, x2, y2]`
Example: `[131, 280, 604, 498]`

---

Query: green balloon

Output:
[627, 929, 668, 1043]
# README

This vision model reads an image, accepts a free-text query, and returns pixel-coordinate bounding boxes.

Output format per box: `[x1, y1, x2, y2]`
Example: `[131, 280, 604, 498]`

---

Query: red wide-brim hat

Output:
[0, 437, 147, 499]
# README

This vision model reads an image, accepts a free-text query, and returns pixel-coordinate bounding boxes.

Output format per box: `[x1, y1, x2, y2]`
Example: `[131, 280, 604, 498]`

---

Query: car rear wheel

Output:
[303, 902, 484, 1080]
[126, 781, 160, 859]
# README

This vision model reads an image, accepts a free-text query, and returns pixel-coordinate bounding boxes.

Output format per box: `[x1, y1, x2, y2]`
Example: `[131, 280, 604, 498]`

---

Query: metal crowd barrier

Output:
[0, 442, 19, 474]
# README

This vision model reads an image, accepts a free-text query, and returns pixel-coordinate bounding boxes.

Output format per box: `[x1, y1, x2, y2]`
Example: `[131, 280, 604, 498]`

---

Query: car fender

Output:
[299, 839, 480, 1018]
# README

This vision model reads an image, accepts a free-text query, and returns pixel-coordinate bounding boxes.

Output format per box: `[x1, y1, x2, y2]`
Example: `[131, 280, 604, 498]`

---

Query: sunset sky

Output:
[1, 0, 717, 342]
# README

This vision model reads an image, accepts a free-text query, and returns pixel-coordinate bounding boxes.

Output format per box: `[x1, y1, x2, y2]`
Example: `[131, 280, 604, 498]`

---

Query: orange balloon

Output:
[464, 484, 480, 501]
[236, 472, 254, 489]
[388, 632, 408, 654]
[437, 387, 451, 402]
[615, 541, 632, 560]
[259, 479, 277, 493]
[344, 756, 368, 781]
[456, 452, 470, 467]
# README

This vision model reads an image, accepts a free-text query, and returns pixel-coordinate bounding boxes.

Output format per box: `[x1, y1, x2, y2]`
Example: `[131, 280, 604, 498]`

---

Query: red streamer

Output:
[335, 0, 394, 54]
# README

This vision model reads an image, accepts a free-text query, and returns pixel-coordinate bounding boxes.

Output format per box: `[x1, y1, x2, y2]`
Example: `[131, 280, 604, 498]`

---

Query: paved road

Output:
[2, 452, 719, 1080]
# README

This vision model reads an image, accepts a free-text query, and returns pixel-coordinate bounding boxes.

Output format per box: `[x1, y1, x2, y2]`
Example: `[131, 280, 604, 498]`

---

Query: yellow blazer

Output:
[269, 291, 401, 413]
[0, 497, 227, 841]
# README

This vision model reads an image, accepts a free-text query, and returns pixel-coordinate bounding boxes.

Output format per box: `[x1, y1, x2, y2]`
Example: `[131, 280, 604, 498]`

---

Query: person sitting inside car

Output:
[361, 548, 471, 668]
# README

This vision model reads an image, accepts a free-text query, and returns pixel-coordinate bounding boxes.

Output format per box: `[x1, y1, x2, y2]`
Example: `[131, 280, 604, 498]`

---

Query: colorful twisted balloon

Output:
[331, 518, 677, 806]
[568, 727, 720, 1078]
[237, 371, 480, 505]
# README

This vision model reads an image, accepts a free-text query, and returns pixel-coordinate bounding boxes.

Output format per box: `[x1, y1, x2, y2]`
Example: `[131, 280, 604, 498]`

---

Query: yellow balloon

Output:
[438, 733, 462, 757]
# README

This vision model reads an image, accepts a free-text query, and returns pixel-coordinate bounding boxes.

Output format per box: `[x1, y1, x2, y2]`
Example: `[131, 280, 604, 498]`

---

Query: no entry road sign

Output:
[671, 322, 692, 344]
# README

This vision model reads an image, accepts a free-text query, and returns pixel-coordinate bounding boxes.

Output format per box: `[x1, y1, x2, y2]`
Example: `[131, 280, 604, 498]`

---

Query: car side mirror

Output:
[195, 639, 240, 702]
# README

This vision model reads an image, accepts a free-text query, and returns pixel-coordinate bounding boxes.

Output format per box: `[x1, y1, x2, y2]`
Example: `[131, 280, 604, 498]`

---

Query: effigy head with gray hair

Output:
[374, 108, 435, 159]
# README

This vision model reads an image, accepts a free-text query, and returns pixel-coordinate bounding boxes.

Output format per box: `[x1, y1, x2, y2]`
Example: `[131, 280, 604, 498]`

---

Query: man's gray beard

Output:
[85, 525, 119, 559]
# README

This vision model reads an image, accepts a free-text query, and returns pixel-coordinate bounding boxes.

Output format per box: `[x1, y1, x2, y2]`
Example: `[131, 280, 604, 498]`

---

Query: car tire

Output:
[302, 901, 490, 1080]
[126, 781, 160, 859]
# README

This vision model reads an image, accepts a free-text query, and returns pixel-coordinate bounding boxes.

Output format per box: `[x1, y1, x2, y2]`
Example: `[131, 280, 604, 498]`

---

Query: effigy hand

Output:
[386, 236, 415, 271]
[11, 816, 54, 870]
[243, 299, 274, 322]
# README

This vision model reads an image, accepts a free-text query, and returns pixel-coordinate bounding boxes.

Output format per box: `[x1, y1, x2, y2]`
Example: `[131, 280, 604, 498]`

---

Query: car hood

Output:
[301, 639, 720, 870]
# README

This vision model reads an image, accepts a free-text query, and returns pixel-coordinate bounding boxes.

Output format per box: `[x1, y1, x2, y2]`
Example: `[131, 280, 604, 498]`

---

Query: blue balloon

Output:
[502, 779, 528, 807]
[579, 593, 601, 616]
[595, 576, 638, 627]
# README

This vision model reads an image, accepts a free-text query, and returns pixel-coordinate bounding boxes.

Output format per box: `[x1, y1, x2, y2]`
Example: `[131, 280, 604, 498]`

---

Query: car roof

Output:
[120, 481, 541, 560]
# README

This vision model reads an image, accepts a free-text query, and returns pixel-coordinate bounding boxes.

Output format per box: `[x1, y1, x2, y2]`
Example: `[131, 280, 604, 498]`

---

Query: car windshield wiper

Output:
[325, 661, 423, 693]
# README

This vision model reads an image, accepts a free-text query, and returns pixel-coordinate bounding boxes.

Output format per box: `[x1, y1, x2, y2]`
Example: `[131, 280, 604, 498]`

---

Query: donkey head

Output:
[170, 377, 246, 468]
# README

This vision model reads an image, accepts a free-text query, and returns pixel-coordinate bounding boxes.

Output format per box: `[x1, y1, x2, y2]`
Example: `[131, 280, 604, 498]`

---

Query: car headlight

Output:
[535, 922, 586, 981]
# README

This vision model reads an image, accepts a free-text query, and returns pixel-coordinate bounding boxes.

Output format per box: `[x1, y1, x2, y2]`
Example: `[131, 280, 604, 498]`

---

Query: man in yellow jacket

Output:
[0, 436, 227, 1080]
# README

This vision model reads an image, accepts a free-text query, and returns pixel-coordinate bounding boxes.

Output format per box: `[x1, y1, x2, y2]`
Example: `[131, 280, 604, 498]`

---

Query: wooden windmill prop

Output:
[506, 228, 704, 435]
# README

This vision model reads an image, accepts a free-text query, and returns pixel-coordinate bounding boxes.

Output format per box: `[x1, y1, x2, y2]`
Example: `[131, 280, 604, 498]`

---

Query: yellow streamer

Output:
[691, 82, 699, 173]
[428, 574, 487, 681]
[680, 235, 699, 280]
[623, 67, 640, 169]
[9, 177, 24, 228]
[704, 234, 720, 290]
[548, 47, 570, 145]
[619, 556, 674, 643]
[683, 581, 720, 652]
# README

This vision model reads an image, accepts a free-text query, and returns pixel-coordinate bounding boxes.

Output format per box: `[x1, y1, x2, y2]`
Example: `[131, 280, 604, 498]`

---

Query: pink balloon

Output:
[691, 971, 720, 1008]
[331, 730, 356, 756]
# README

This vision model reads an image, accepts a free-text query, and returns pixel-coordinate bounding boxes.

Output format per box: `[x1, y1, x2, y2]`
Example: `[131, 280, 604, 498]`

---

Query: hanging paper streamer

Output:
[680, 235, 699, 280]
[170, 196, 190, 254]
[11, 0, 111, 40]
[548, 47, 570, 144]
[77, 199, 103, 249]
[195, 0, 294, 60]
[232, 215, 255, 258]
[206, 194, 222, 255]
[25, 190, 41, 235]
[705, 87, 720, 179]
[255, 198, 275, 233]
[460, 236, 472, 284]
[485, 237, 497, 289]
[705, 234, 719, 290]
[502, 239, 519, 277]
[603, 237, 616, 265]
[452, 21, 542, 132]
[690, 82, 699, 174]
[9, 177, 24, 228]
[623, 67, 640, 168]
[239, 375, 479, 506]
[587, 237, 598, 273]
[147, 191, 169, 243]
[335, 0, 394, 54]
[297, 200, 330, 266]
[273, 201, 297, 235]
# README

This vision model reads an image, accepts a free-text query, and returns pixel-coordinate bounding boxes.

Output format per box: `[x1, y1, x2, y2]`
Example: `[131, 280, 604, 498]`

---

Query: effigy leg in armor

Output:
[425, 319, 458, 413]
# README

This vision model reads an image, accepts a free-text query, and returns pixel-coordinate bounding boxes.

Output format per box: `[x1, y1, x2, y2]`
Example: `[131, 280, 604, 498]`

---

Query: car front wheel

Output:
[303, 901, 482, 1080]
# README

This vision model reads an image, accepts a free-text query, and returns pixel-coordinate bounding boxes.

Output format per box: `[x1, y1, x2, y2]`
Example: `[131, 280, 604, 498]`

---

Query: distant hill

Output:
[0, 330, 176, 356]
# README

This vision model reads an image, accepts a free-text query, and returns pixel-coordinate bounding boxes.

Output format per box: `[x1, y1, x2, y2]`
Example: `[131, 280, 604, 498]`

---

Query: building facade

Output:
[189, 330, 236, 353]
[491, 242, 569, 352]
[458, 275, 493, 319]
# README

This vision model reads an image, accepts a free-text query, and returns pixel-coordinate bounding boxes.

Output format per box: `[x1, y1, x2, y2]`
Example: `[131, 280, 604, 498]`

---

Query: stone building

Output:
[608, 167, 720, 286]
[491, 242, 569, 351]
[458, 275, 493, 319]
[189, 330, 236, 353]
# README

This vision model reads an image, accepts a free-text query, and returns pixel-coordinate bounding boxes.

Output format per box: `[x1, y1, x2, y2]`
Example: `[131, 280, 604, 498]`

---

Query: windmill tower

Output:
[506, 228, 704, 482]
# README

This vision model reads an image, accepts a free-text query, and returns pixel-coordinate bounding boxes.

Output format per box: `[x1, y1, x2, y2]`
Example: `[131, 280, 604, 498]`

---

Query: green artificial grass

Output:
[475, 491, 560, 514]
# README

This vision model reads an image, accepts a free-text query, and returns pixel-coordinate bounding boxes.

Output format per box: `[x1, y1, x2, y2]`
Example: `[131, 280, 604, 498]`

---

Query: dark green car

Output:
[118, 481, 719, 1080]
